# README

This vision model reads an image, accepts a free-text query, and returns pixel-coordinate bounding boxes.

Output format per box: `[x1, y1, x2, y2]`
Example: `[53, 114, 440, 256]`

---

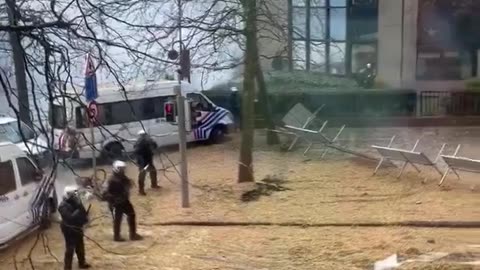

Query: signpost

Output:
[175, 85, 189, 208]
[166, 0, 191, 208]
[87, 100, 98, 173]
[85, 53, 98, 174]
[87, 101, 98, 120]
[177, 0, 189, 208]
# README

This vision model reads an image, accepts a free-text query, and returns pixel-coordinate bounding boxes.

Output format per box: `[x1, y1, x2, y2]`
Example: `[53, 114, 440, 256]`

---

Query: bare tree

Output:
[0, 0, 287, 197]
[237, 0, 256, 182]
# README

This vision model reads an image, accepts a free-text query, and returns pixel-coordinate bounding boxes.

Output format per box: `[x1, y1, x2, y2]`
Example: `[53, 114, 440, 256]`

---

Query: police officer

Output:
[104, 160, 143, 242]
[58, 186, 91, 270]
[134, 130, 159, 195]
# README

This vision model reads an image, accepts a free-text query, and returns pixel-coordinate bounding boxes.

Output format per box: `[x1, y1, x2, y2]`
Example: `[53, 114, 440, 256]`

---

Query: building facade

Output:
[258, 0, 480, 91]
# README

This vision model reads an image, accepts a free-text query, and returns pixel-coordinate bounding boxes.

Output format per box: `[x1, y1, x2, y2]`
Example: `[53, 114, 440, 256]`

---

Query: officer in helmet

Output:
[58, 185, 90, 269]
[104, 160, 143, 241]
[134, 130, 159, 195]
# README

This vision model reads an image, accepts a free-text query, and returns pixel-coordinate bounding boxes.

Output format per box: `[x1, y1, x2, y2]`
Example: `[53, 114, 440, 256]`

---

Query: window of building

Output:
[310, 42, 326, 72]
[291, 0, 347, 74]
[293, 40, 308, 70]
[351, 44, 376, 73]
[292, 7, 307, 39]
[290, 0, 378, 75]
[416, 0, 480, 80]
[0, 161, 16, 196]
[348, 1, 378, 73]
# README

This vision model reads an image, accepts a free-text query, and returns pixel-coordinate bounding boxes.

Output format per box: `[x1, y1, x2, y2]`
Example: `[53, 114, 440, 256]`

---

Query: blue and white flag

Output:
[84, 53, 98, 101]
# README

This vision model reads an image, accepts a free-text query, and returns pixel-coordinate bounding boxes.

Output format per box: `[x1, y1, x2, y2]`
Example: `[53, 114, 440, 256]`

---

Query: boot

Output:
[76, 237, 89, 269]
[128, 213, 143, 241]
[150, 169, 160, 189]
[114, 236, 126, 242]
[113, 210, 124, 242]
[138, 171, 146, 195]
[63, 249, 73, 270]
[130, 233, 144, 241]
[79, 263, 91, 269]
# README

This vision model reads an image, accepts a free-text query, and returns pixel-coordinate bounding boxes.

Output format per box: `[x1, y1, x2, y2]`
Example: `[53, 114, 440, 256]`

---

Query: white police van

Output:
[49, 80, 234, 160]
[0, 143, 57, 249]
[0, 116, 49, 162]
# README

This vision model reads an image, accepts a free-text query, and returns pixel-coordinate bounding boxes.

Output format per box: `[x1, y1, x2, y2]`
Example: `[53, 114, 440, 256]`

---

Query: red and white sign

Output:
[87, 101, 98, 121]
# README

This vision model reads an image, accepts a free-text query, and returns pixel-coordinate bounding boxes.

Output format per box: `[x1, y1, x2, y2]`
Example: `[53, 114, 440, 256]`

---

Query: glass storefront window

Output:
[329, 42, 346, 74]
[416, 0, 480, 80]
[293, 41, 307, 70]
[330, 8, 347, 41]
[310, 8, 327, 40]
[289, 0, 377, 75]
[330, 0, 346, 7]
[311, 42, 326, 72]
[292, 7, 307, 39]
[293, 0, 308, 7]
[310, 0, 325, 7]
[351, 44, 376, 73]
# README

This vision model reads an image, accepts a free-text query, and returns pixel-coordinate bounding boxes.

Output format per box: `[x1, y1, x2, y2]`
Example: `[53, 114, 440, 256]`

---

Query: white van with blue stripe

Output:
[50, 80, 235, 160]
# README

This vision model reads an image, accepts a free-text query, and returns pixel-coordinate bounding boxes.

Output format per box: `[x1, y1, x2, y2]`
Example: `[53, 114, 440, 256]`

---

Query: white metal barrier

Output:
[281, 103, 324, 151]
[439, 144, 480, 186]
[372, 136, 444, 179]
[284, 123, 345, 157]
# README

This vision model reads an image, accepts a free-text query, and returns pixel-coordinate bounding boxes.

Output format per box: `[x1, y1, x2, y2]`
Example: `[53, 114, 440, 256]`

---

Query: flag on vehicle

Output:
[84, 53, 98, 101]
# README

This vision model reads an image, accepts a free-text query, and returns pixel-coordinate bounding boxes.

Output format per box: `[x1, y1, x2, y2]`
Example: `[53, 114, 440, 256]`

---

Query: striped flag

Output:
[84, 53, 98, 101]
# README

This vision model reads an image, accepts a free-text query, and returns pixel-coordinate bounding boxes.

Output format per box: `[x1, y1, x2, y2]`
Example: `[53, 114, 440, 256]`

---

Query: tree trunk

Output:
[238, 0, 257, 183]
[255, 57, 279, 145]
[6, 0, 32, 128]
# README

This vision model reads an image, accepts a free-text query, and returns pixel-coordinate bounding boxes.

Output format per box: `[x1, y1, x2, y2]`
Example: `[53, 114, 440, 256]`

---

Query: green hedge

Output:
[203, 71, 417, 120]
[204, 89, 417, 120]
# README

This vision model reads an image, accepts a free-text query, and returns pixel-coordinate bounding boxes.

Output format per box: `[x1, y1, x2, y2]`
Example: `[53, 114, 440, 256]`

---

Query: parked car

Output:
[0, 143, 57, 249]
[0, 116, 49, 166]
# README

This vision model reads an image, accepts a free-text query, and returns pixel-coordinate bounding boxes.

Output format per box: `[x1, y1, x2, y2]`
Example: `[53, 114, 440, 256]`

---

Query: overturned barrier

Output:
[284, 122, 345, 157]
[440, 144, 480, 186]
[273, 102, 378, 161]
[281, 103, 325, 151]
[372, 136, 444, 179]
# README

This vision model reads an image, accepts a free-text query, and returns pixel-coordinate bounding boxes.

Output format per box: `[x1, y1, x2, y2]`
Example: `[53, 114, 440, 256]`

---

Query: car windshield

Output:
[0, 121, 36, 144]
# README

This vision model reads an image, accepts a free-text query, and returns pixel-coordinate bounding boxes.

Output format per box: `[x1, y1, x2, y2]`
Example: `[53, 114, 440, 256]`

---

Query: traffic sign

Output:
[87, 101, 98, 121]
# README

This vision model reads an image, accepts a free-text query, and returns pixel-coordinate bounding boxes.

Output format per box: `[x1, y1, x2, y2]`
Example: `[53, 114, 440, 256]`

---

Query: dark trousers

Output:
[61, 225, 86, 270]
[138, 162, 157, 192]
[113, 200, 137, 239]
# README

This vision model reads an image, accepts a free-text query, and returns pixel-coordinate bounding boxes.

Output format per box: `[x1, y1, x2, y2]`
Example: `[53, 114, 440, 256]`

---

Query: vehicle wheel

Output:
[103, 142, 124, 161]
[209, 126, 225, 144]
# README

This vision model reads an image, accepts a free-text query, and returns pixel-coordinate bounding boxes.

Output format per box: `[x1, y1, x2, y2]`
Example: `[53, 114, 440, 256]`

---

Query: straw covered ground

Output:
[1, 129, 480, 269]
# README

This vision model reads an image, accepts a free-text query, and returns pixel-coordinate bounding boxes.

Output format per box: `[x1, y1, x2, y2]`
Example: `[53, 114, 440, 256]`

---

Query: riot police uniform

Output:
[58, 186, 91, 270]
[134, 131, 159, 195]
[104, 161, 143, 242]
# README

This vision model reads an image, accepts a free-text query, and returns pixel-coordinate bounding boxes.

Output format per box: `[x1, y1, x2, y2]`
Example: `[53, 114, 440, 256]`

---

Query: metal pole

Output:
[178, 0, 182, 50]
[177, 0, 189, 208]
[6, 0, 32, 128]
[175, 85, 189, 208]
[90, 120, 96, 175]
[400, 0, 405, 85]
